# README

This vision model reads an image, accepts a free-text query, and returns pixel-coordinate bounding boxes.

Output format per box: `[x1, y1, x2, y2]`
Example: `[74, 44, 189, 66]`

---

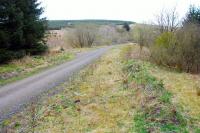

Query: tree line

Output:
[47, 20, 134, 30]
[67, 23, 132, 48]
[134, 5, 200, 73]
[0, 0, 47, 63]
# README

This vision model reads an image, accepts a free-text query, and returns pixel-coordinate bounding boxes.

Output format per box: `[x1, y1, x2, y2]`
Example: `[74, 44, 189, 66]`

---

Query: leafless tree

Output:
[68, 24, 97, 48]
[132, 24, 158, 50]
[155, 7, 180, 33]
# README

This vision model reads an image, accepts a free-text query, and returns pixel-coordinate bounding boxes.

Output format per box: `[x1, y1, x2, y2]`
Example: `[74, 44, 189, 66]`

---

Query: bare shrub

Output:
[150, 23, 200, 73]
[132, 24, 159, 50]
[147, 6, 200, 73]
[46, 29, 71, 50]
[176, 23, 200, 72]
[97, 25, 132, 45]
[97, 25, 116, 45]
[68, 24, 97, 48]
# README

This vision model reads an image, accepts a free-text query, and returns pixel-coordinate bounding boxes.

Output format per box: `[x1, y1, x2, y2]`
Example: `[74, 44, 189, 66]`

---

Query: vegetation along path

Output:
[4, 45, 136, 132]
[1, 45, 199, 132]
[0, 46, 111, 122]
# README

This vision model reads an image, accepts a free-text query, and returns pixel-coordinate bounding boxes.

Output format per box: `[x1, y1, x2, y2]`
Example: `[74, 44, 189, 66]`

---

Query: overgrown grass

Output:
[150, 66, 200, 119]
[123, 60, 190, 132]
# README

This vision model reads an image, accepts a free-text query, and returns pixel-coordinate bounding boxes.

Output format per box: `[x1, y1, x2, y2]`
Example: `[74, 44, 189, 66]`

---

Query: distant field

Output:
[47, 19, 135, 30]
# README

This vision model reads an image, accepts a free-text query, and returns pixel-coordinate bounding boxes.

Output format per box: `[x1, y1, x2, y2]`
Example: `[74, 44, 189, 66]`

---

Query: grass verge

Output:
[122, 45, 200, 133]
[0, 46, 103, 86]
[123, 60, 189, 132]
[150, 66, 200, 120]
[0, 51, 75, 86]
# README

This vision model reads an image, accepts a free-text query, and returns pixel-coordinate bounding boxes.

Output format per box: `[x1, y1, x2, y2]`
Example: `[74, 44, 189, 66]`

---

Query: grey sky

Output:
[40, 0, 200, 23]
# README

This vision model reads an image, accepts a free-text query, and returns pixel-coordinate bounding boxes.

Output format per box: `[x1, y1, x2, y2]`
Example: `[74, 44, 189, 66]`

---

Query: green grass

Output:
[0, 52, 74, 86]
[159, 91, 172, 103]
[134, 114, 148, 133]
[0, 64, 19, 73]
[123, 60, 191, 132]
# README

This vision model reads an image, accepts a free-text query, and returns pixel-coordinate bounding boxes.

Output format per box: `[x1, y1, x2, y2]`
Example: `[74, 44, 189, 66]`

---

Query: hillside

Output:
[47, 19, 135, 30]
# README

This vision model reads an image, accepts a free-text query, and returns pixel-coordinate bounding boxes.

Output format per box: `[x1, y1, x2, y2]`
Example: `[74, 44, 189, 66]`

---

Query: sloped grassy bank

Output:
[124, 60, 187, 132]
[122, 45, 200, 133]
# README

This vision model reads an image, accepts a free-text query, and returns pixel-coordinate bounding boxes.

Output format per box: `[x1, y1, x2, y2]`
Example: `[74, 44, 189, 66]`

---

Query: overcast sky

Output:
[40, 0, 200, 23]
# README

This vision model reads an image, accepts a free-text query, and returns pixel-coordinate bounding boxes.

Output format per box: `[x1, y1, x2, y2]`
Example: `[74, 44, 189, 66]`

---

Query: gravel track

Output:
[0, 46, 111, 121]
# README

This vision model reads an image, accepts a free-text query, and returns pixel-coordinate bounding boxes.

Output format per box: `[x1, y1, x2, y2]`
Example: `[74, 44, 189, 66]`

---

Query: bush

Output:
[176, 24, 200, 73]
[123, 23, 130, 32]
[0, 31, 9, 48]
[0, 49, 13, 63]
[68, 24, 97, 48]
[150, 23, 200, 73]
[132, 24, 159, 50]
[0, 49, 27, 63]
[0, 46, 47, 64]
[13, 50, 27, 59]
[27, 44, 48, 55]
[150, 32, 178, 67]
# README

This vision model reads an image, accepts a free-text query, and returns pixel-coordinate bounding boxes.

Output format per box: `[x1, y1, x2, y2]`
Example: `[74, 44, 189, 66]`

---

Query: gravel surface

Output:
[0, 46, 111, 121]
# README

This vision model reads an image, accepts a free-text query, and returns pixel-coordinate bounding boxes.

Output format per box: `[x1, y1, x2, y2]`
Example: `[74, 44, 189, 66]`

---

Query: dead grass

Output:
[150, 67, 200, 119]
[36, 46, 136, 132]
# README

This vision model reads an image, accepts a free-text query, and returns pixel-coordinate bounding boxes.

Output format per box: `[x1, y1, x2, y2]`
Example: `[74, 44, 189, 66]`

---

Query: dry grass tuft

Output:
[195, 84, 200, 96]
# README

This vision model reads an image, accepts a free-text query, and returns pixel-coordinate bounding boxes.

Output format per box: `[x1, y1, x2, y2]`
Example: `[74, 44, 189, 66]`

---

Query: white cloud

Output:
[39, 0, 200, 23]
